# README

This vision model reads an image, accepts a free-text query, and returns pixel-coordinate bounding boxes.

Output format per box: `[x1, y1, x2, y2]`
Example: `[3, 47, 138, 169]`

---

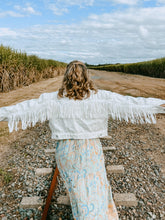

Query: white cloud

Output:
[1, 6, 165, 64]
[139, 26, 149, 38]
[48, 4, 68, 15]
[0, 4, 41, 18]
[0, 28, 18, 37]
[157, 0, 165, 3]
[110, 0, 139, 5]
[0, 10, 23, 17]
[55, 0, 95, 7]
[46, 0, 94, 15]
[14, 4, 41, 15]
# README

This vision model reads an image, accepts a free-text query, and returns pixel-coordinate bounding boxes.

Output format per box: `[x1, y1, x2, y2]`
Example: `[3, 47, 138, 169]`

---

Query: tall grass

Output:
[87, 58, 165, 78]
[0, 45, 67, 92]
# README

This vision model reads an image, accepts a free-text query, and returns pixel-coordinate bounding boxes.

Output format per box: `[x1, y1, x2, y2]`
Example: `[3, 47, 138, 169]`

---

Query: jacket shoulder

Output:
[39, 91, 58, 102]
[91, 89, 113, 100]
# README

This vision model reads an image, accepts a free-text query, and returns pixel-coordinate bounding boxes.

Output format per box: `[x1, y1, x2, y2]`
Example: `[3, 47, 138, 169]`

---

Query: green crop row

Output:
[0, 45, 67, 92]
[87, 57, 165, 78]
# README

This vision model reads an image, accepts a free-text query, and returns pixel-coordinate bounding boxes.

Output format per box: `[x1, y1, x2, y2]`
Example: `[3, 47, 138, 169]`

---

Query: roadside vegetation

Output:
[87, 57, 165, 78]
[0, 168, 13, 185]
[0, 45, 67, 92]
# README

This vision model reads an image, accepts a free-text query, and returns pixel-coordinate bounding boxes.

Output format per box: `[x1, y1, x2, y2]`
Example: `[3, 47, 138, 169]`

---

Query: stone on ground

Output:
[114, 193, 138, 206]
[57, 193, 138, 207]
[35, 168, 52, 176]
[106, 165, 124, 174]
[103, 146, 116, 151]
[57, 195, 70, 206]
[44, 149, 55, 155]
[100, 136, 112, 139]
[20, 196, 43, 208]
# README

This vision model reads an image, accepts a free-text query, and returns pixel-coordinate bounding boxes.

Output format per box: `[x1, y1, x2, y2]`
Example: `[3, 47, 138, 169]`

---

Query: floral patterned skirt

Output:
[55, 138, 119, 220]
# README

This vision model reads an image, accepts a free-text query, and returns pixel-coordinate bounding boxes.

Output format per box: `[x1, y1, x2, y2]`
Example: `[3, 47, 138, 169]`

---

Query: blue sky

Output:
[0, 0, 165, 64]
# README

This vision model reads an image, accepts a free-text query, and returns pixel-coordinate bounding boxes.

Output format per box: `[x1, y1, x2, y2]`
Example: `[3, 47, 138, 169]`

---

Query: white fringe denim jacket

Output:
[0, 90, 165, 140]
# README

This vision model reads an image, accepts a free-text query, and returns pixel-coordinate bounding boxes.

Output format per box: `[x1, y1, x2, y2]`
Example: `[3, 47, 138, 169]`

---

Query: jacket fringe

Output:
[7, 99, 157, 133]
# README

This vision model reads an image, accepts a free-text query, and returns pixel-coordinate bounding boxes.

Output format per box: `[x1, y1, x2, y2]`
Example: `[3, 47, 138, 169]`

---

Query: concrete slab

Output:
[44, 149, 55, 155]
[20, 196, 43, 208]
[35, 168, 52, 176]
[106, 165, 124, 174]
[57, 193, 137, 207]
[100, 136, 112, 140]
[57, 195, 70, 206]
[114, 193, 138, 206]
[103, 146, 116, 151]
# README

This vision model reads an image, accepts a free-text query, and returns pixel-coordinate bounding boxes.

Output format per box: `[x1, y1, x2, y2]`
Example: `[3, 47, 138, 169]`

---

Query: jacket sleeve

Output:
[99, 90, 165, 124]
[0, 91, 58, 132]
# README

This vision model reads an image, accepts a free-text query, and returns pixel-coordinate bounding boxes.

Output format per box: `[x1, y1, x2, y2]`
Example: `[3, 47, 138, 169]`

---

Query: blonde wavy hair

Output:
[58, 60, 97, 100]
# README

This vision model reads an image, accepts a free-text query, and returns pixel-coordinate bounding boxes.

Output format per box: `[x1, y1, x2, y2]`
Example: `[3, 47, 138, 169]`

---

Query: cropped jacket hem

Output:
[51, 129, 108, 140]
